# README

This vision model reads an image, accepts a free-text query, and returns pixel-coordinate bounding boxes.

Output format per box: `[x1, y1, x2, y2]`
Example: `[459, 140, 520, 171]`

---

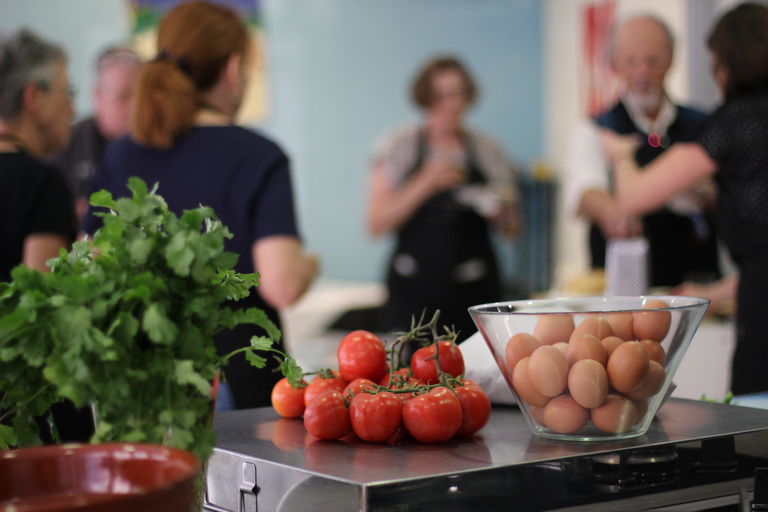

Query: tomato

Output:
[304, 371, 348, 407]
[454, 384, 492, 437]
[271, 377, 307, 418]
[411, 340, 465, 384]
[344, 377, 378, 398]
[304, 390, 352, 440]
[337, 330, 388, 383]
[349, 391, 402, 442]
[403, 386, 462, 443]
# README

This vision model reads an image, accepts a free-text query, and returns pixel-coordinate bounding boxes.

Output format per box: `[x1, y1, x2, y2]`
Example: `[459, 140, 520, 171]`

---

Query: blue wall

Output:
[1, 0, 543, 283]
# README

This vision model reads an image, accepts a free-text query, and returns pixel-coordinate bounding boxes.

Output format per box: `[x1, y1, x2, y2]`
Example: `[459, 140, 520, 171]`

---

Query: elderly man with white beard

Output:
[564, 15, 721, 288]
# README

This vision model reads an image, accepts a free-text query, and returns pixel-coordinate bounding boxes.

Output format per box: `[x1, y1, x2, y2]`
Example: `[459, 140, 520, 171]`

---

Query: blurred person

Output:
[52, 47, 141, 225]
[564, 15, 720, 288]
[83, 1, 319, 410]
[602, 3, 768, 395]
[367, 56, 521, 345]
[0, 28, 76, 282]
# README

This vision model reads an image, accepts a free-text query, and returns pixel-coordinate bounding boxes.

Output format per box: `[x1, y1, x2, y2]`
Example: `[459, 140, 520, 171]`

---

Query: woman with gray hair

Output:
[0, 28, 76, 282]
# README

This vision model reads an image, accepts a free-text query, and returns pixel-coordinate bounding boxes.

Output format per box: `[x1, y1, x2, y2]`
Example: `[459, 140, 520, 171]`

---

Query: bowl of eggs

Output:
[468, 296, 709, 441]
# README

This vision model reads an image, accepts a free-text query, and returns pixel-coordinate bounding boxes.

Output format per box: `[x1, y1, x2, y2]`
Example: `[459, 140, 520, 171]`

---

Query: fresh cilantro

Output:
[0, 178, 303, 461]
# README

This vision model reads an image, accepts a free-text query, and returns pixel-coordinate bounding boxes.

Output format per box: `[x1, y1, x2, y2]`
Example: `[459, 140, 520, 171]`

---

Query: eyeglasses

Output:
[38, 82, 78, 101]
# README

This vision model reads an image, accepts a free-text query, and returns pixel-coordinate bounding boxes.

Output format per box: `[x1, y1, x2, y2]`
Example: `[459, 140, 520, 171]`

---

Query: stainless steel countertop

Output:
[212, 398, 768, 486]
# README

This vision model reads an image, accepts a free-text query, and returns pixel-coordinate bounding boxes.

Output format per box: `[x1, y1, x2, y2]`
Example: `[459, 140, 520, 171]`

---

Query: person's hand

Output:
[417, 157, 466, 195]
[600, 129, 640, 167]
[491, 201, 523, 238]
[596, 199, 642, 238]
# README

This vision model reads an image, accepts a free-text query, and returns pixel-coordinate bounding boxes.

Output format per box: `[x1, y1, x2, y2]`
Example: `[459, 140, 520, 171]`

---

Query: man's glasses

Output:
[38, 82, 78, 101]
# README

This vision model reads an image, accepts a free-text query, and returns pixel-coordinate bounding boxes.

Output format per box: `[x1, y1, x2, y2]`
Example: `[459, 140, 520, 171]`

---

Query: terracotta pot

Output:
[0, 442, 200, 512]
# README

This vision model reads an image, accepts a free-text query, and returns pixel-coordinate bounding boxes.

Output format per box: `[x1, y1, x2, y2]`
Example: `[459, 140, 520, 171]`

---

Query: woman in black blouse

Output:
[602, 2, 768, 395]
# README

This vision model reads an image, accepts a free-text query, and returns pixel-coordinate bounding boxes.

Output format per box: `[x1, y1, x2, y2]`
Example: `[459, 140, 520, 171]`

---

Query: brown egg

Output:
[529, 405, 546, 426]
[533, 315, 576, 345]
[591, 394, 638, 433]
[528, 345, 569, 397]
[606, 341, 650, 394]
[505, 333, 541, 374]
[570, 316, 614, 343]
[512, 357, 550, 407]
[600, 336, 624, 360]
[625, 360, 666, 400]
[604, 313, 635, 341]
[566, 333, 607, 367]
[553, 342, 569, 355]
[633, 300, 672, 341]
[568, 359, 609, 409]
[639, 339, 667, 367]
[543, 394, 589, 434]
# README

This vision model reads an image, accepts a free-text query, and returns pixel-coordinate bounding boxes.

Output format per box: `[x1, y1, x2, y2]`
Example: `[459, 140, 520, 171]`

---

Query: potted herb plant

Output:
[0, 177, 302, 463]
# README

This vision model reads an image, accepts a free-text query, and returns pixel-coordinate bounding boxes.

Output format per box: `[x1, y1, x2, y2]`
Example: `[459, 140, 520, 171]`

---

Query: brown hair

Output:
[410, 56, 478, 109]
[130, 1, 249, 149]
[707, 2, 768, 100]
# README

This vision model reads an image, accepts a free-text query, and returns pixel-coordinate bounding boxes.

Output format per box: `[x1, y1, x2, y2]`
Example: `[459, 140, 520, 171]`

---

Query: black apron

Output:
[379, 130, 500, 343]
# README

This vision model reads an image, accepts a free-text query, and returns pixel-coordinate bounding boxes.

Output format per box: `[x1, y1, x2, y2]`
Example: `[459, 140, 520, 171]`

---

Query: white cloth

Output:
[462, 331, 517, 405]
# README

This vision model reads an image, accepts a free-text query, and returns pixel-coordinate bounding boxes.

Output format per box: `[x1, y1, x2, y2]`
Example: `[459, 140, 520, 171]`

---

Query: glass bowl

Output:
[468, 296, 709, 441]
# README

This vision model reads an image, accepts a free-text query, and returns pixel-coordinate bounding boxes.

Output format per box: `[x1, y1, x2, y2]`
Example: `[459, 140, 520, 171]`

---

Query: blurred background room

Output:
[1, 0, 752, 401]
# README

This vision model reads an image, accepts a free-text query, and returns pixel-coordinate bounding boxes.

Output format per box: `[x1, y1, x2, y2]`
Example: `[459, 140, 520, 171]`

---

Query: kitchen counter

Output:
[205, 398, 768, 511]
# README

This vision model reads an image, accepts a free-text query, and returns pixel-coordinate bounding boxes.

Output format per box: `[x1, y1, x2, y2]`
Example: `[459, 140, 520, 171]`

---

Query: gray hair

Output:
[0, 28, 67, 120]
[608, 15, 675, 63]
[96, 46, 141, 74]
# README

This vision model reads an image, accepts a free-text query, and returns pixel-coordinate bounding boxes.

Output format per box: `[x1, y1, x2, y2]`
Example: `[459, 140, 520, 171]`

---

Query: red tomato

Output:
[344, 377, 378, 398]
[271, 377, 307, 418]
[349, 391, 402, 442]
[304, 390, 352, 440]
[411, 340, 465, 384]
[403, 387, 462, 443]
[454, 384, 492, 437]
[337, 330, 388, 383]
[304, 372, 348, 407]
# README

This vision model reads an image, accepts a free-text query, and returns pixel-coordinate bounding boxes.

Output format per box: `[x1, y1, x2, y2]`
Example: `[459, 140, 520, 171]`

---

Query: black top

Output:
[0, 151, 76, 282]
[696, 92, 768, 265]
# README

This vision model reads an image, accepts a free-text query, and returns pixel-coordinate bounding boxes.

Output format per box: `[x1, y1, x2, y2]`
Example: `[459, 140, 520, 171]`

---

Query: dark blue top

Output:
[83, 126, 299, 276]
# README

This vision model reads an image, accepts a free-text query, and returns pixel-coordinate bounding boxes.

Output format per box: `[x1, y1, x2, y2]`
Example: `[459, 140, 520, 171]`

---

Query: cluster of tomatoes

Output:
[271, 322, 492, 444]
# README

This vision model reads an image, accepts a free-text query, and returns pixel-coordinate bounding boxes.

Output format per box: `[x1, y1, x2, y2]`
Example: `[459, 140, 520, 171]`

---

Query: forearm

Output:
[367, 168, 436, 236]
[252, 236, 319, 309]
[22, 234, 69, 272]
[612, 143, 718, 216]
